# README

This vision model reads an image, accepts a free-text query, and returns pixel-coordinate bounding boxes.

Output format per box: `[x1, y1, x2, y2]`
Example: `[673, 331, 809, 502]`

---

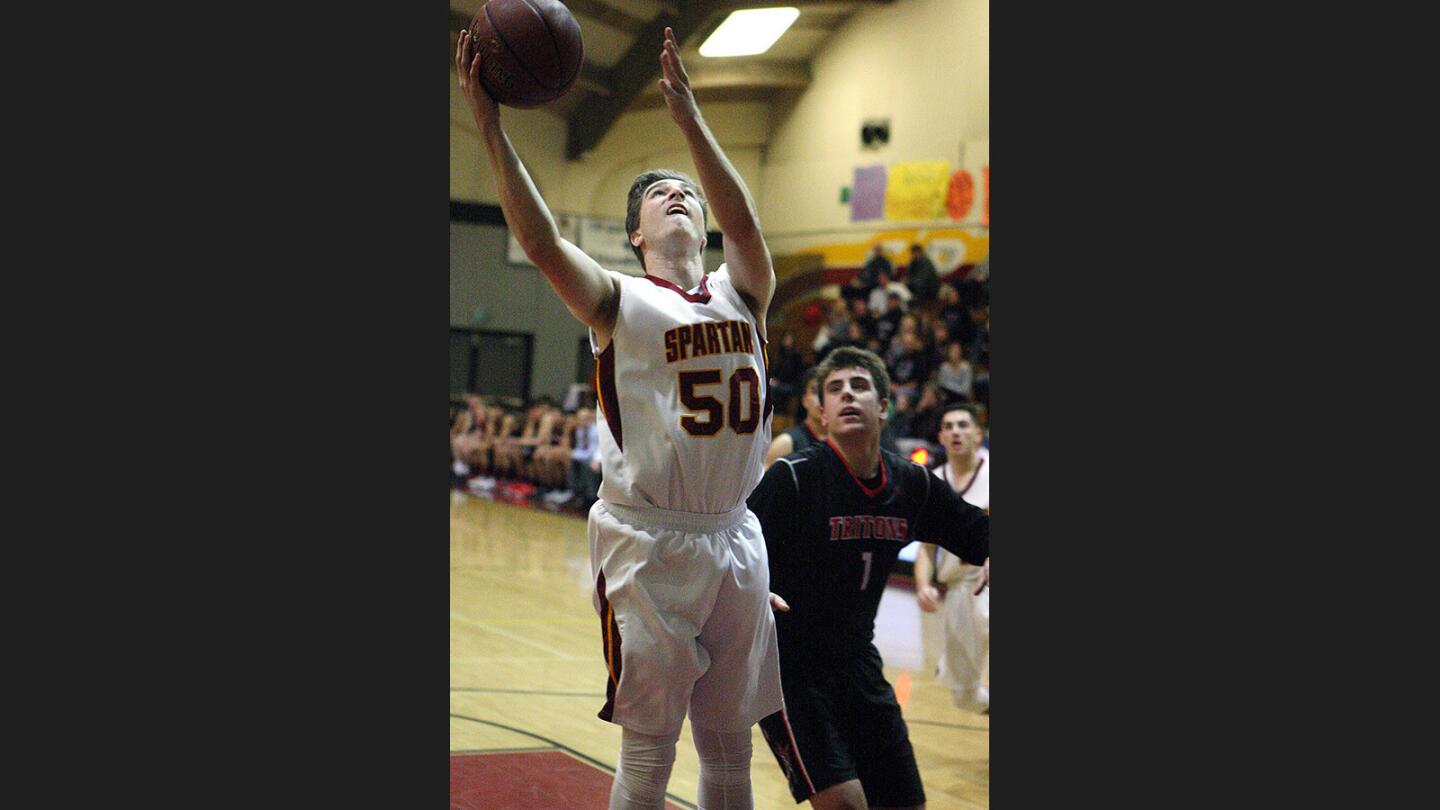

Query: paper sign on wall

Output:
[850, 165, 887, 222]
[884, 161, 951, 221]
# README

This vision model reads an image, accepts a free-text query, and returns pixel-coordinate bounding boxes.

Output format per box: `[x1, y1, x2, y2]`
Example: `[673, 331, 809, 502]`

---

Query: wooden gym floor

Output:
[450, 491, 989, 809]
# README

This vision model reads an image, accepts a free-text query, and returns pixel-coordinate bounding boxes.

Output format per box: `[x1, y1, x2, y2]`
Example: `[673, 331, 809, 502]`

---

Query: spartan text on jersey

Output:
[663, 319, 756, 363]
[828, 515, 911, 542]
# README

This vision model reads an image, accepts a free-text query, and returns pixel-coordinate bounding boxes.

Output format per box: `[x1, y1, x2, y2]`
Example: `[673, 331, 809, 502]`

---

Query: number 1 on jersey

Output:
[860, 551, 873, 590]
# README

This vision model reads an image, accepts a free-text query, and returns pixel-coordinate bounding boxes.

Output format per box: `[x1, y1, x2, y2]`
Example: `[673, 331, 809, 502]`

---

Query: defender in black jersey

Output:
[749, 347, 989, 808]
[766, 366, 826, 468]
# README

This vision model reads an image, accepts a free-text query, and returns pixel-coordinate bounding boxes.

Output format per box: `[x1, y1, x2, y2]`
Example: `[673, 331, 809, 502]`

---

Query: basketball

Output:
[468, 0, 584, 109]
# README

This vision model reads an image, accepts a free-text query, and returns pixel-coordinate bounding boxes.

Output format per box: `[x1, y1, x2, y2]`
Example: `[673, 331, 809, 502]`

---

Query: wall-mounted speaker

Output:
[861, 118, 890, 148]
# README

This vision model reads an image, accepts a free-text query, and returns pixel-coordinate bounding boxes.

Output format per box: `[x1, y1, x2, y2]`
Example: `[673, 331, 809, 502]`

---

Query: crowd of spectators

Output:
[770, 244, 990, 460]
[453, 243, 989, 506]
[450, 393, 602, 513]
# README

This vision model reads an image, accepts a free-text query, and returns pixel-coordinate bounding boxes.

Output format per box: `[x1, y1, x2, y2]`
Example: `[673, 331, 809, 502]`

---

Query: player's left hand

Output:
[975, 557, 989, 595]
[768, 592, 790, 612]
[456, 29, 499, 128]
[658, 27, 699, 124]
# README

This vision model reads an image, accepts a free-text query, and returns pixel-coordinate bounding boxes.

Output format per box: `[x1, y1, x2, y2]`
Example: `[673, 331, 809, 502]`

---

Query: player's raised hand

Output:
[916, 584, 941, 613]
[975, 558, 989, 596]
[456, 30, 499, 127]
[658, 27, 699, 125]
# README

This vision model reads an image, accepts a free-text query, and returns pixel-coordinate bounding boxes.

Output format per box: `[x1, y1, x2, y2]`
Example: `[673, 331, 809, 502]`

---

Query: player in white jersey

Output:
[913, 404, 991, 714]
[459, 26, 780, 810]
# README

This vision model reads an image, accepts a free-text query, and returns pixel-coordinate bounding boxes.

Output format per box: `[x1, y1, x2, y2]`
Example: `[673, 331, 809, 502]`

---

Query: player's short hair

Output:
[799, 365, 823, 394]
[625, 169, 708, 268]
[940, 402, 981, 426]
[815, 346, 891, 405]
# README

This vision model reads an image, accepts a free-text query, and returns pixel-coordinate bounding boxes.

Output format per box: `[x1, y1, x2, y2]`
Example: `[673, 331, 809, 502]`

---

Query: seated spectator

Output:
[907, 382, 947, 446]
[904, 243, 941, 306]
[561, 406, 596, 507]
[934, 341, 974, 403]
[532, 409, 577, 489]
[812, 298, 851, 357]
[451, 394, 486, 479]
[955, 261, 989, 311]
[927, 320, 953, 371]
[843, 243, 892, 304]
[867, 269, 913, 315]
[769, 331, 807, 418]
[849, 297, 878, 342]
[493, 401, 544, 479]
[875, 292, 904, 348]
[888, 331, 930, 401]
[937, 283, 972, 345]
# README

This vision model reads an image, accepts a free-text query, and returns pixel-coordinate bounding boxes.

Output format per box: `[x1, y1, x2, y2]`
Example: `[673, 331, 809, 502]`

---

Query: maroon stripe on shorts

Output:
[595, 342, 623, 452]
[595, 570, 623, 723]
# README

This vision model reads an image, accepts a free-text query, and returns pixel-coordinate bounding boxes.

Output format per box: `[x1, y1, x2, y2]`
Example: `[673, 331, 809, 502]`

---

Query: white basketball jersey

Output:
[932, 456, 989, 584]
[591, 265, 772, 515]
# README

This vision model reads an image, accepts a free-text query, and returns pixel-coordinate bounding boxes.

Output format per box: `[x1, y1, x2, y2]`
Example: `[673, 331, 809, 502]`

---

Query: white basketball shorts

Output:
[589, 500, 783, 737]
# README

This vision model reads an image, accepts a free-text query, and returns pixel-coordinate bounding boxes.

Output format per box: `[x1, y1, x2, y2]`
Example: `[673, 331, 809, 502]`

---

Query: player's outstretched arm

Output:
[457, 31, 620, 340]
[656, 27, 774, 321]
[918, 471, 990, 571]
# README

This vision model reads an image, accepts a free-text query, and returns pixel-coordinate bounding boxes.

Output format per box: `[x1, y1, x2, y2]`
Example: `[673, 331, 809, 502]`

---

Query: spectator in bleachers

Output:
[769, 330, 807, 419]
[843, 243, 892, 305]
[532, 409, 577, 490]
[889, 331, 930, 402]
[492, 400, 546, 479]
[451, 394, 487, 480]
[955, 260, 989, 311]
[906, 382, 947, 448]
[937, 282, 972, 345]
[545, 407, 601, 510]
[904, 243, 941, 306]
[927, 319, 954, 373]
[867, 269, 913, 316]
[848, 297, 878, 343]
[811, 298, 851, 358]
[874, 291, 905, 349]
[935, 341, 974, 404]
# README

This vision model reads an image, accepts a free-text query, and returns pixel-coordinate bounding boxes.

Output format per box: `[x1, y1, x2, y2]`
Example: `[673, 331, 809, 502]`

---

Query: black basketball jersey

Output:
[747, 440, 989, 664]
[783, 421, 822, 454]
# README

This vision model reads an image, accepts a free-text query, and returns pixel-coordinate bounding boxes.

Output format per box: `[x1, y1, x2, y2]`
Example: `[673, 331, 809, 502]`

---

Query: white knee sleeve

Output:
[610, 727, 679, 810]
[691, 725, 754, 810]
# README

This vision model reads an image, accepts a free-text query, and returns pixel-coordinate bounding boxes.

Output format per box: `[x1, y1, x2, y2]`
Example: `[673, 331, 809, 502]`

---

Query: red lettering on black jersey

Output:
[826, 515, 911, 541]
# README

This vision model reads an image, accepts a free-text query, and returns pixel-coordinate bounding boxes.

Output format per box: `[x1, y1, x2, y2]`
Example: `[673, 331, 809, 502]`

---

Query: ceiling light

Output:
[698, 8, 800, 57]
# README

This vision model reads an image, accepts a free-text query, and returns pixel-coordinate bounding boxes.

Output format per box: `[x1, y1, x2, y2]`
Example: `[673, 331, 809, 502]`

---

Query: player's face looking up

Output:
[939, 409, 981, 457]
[632, 179, 706, 252]
[820, 368, 888, 437]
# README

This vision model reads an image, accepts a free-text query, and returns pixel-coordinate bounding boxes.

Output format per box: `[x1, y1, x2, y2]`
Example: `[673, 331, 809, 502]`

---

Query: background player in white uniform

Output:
[458, 26, 780, 810]
[913, 404, 991, 714]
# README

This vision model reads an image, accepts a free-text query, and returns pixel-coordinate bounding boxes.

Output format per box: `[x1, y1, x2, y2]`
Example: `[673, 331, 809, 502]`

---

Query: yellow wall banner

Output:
[884, 161, 951, 221]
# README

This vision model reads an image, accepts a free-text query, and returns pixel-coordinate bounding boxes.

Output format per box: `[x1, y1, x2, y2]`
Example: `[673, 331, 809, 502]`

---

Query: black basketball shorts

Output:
[758, 651, 925, 806]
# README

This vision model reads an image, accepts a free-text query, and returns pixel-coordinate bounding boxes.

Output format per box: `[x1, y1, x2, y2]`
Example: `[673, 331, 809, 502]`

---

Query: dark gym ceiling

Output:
[450, 1, 889, 159]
